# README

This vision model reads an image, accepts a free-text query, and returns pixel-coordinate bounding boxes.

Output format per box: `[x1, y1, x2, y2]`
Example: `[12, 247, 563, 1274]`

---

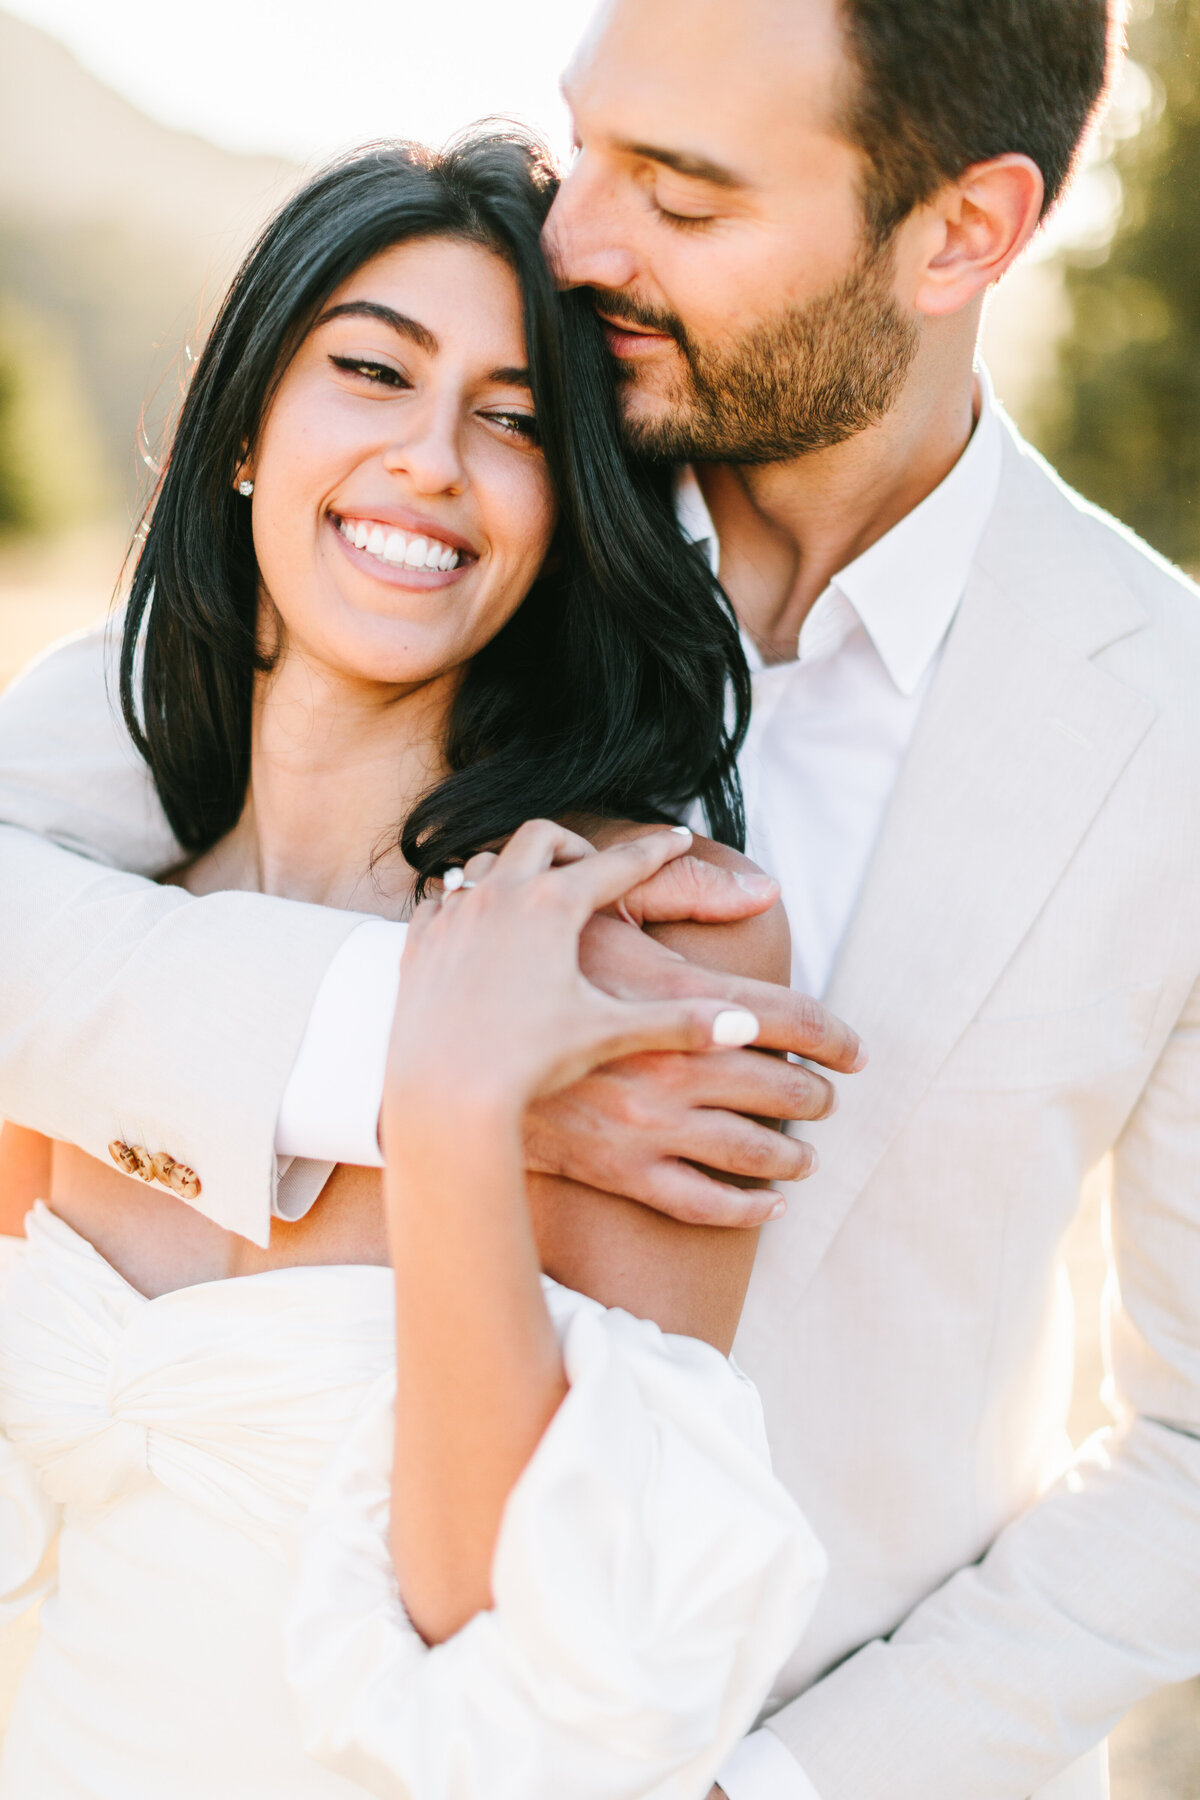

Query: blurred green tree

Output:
[1042, 0, 1200, 566]
[0, 292, 113, 538]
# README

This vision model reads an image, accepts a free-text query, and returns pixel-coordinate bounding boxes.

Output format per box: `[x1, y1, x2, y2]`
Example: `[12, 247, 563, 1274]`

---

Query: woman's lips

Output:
[328, 515, 473, 589]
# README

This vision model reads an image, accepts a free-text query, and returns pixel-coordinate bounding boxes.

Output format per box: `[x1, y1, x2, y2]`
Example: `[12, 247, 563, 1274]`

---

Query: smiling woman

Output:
[121, 133, 751, 890]
[242, 236, 555, 701]
[0, 124, 828, 1800]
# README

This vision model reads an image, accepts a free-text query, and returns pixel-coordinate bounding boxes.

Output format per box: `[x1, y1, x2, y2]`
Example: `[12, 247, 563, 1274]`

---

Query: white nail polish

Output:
[711, 1008, 759, 1047]
[671, 825, 692, 837]
[768, 1197, 787, 1221]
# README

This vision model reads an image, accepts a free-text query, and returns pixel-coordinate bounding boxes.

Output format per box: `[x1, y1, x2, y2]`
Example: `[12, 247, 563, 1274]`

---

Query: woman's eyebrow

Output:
[316, 304, 529, 386]
[316, 300, 438, 352]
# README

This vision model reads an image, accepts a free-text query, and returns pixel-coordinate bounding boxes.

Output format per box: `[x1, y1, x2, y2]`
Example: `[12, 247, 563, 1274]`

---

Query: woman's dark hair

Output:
[120, 129, 749, 891]
[842, 0, 1114, 245]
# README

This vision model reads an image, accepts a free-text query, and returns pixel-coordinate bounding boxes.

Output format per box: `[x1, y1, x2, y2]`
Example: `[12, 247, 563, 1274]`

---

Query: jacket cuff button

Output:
[150, 1151, 176, 1186]
[167, 1163, 201, 1201]
[108, 1140, 138, 1177]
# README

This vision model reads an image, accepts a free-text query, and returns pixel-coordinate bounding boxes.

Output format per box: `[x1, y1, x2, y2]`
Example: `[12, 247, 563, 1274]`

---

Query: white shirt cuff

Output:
[717, 1729, 822, 1800]
[275, 918, 407, 1167]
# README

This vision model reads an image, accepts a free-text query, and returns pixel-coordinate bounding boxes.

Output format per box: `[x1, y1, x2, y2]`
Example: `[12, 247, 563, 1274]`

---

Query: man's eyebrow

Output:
[623, 142, 746, 190]
[316, 301, 438, 354]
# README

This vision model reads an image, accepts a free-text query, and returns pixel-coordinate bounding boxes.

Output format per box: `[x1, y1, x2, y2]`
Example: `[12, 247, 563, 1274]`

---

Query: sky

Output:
[4, 0, 1149, 258]
[4, 0, 600, 162]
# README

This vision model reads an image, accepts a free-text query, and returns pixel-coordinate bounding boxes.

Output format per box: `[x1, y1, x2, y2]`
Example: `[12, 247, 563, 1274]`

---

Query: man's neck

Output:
[698, 344, 979, 665]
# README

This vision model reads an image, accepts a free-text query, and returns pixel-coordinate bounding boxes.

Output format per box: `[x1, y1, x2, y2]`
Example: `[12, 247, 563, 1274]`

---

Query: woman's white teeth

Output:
[339, 517, 460, 571]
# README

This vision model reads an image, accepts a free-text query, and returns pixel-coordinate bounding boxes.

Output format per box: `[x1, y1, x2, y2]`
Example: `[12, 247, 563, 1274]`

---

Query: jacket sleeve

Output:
[752, 971, 1200, 1800]
[0, 625, 367, 1244]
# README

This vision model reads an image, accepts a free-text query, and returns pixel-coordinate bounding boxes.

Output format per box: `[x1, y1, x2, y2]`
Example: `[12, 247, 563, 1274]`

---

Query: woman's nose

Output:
[381, 411, 465, 497]
[542, 157, 639, 293]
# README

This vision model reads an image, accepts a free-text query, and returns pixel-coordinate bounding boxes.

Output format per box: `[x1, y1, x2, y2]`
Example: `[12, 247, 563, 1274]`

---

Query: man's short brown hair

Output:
[840, 0, 1117, 242]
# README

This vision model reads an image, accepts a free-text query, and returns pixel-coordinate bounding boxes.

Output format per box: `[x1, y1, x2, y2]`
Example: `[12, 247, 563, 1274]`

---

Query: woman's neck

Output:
[190, 648, 456, 919]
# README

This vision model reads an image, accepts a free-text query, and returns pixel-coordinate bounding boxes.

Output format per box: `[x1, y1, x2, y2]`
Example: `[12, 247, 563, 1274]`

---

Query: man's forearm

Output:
[0, 826, 364, 1242]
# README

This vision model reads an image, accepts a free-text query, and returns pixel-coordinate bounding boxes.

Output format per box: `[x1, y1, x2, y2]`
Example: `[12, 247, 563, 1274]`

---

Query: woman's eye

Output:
[486, 410, 539, 443]
[329, 355, 410, 389]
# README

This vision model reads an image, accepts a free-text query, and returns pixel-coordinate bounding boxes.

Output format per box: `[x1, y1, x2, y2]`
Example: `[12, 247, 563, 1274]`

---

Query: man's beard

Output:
[595, 242, 919, 467]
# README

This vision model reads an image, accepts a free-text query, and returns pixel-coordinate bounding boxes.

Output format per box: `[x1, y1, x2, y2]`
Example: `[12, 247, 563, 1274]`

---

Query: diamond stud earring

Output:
[237, 479, 254, 497]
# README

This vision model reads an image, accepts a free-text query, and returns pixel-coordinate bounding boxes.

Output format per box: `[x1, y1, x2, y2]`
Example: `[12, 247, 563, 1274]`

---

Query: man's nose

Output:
[543, 156, 639, 293]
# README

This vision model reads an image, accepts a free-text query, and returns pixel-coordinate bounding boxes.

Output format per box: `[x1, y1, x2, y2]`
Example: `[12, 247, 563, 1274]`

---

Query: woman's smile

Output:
[328, 509, 477, 590]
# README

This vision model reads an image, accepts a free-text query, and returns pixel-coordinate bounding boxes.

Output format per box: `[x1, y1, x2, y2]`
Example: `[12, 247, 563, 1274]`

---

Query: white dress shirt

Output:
[277, 370, 1003, 1183]
[693, 370, 1003, 999]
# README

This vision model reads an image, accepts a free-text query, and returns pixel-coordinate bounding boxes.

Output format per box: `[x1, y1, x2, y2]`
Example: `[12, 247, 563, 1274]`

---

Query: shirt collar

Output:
[676, 364, 1004, 695]
[676, 464, 721, 576]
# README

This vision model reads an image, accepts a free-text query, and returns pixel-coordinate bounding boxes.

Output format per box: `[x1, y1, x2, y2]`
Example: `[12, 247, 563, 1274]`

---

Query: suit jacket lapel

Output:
[763, 435, 1158, 1297]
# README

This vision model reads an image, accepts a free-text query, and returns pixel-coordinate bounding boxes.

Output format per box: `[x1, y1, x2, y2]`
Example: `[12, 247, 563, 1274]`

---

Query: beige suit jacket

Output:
[1, 417, 1198, 1795]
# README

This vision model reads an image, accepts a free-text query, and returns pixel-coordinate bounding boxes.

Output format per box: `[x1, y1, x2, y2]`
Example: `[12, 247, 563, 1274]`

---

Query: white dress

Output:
[0, 1206, 825, 1799]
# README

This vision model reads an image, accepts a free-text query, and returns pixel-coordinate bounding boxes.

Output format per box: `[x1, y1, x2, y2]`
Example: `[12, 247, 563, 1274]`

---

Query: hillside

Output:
[0, 10, 299, 528]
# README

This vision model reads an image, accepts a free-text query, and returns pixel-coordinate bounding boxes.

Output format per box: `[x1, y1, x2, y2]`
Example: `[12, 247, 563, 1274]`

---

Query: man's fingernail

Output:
[712, 1008, 760, 1046]
[768, 1197, 787, 1221]
[734, 872, 778, 897]
[670, 825, 693, 838]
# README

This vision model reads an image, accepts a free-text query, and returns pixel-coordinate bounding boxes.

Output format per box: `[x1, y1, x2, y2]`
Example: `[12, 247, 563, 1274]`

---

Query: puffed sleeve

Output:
[0, 1238, 59, 1626]
[284, 1281, 824, 1800]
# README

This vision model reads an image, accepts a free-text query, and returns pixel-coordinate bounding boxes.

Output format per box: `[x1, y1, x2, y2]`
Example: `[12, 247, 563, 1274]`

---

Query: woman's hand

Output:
[385, 820, 759, 1128]
[382, 820, 758, 1646]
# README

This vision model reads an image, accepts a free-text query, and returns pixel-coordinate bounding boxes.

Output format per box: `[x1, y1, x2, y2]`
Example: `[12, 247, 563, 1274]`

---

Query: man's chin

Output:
[615, 375, 695, 458]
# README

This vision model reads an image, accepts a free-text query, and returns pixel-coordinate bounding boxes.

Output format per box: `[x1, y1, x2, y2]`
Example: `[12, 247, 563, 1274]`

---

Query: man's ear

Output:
[910, 154, 1045, 319]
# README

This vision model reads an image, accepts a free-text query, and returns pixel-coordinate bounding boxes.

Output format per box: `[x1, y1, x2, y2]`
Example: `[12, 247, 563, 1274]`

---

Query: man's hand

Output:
[524, 863, 865, 1227]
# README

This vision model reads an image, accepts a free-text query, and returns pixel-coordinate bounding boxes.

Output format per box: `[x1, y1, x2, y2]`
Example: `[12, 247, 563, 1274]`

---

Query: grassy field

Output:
[0, 548, 1196, 1792]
